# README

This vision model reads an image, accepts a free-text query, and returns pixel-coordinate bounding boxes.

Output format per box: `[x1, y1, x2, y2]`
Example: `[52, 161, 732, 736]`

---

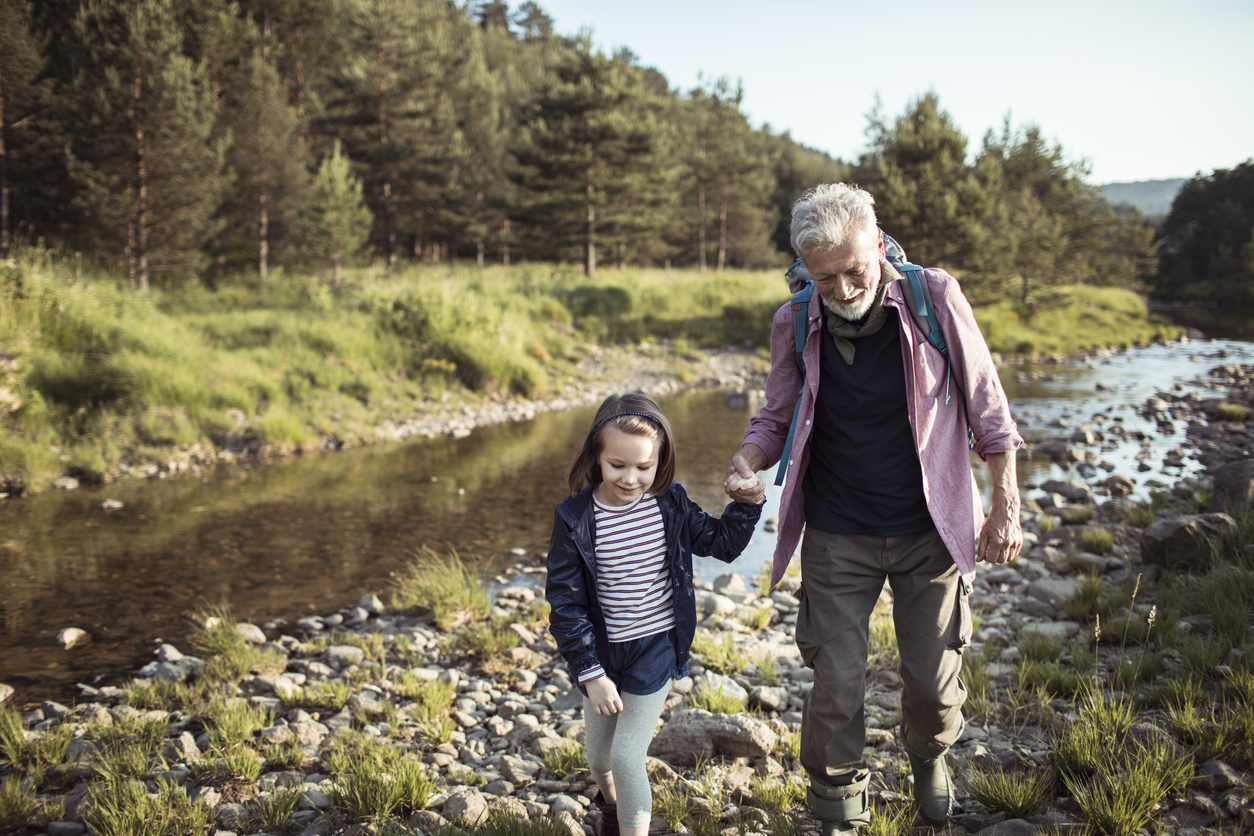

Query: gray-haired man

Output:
[726, 184, 1023, 832]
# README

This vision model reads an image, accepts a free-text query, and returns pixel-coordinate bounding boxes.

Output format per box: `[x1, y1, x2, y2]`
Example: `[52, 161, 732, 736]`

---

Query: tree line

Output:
[1, 0, 1160, 306]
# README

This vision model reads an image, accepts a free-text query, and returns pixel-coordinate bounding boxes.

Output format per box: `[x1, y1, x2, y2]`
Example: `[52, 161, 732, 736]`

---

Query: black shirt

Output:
[802, 306, 933, 537]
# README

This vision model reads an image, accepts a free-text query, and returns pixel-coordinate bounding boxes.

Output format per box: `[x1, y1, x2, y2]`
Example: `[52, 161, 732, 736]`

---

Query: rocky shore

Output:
[3, 353, 1254, 836]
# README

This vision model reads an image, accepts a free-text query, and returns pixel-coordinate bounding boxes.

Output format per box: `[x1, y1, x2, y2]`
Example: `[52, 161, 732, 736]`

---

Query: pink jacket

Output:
[744, 267, 1022, 590]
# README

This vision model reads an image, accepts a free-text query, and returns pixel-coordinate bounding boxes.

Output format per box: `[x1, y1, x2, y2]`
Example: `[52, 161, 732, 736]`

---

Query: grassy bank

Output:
[0, 251, 1177, 494]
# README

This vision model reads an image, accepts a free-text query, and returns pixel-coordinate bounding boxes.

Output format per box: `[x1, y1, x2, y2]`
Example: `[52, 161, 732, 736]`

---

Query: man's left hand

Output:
[978, 450, 1023, 564]
[978, 501, 1022, 564]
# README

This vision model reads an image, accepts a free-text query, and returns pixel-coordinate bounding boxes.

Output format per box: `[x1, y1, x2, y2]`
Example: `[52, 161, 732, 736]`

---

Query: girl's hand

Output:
[586, 676, 623, 715]
[725, 473, 765, 504]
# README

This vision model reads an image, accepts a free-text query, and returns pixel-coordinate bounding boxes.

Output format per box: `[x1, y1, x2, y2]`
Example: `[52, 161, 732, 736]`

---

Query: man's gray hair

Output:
[790, 183, 878, 259]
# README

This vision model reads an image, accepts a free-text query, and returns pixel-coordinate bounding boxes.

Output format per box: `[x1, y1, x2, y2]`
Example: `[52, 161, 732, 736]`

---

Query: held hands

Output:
[725, 472, 765, 504]
[586, 676, 623, 715]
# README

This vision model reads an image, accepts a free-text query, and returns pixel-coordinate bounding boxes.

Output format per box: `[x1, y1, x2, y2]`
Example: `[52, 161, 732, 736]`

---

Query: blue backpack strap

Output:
[774, 273, 812, 487]
[898, 263, 975, 448]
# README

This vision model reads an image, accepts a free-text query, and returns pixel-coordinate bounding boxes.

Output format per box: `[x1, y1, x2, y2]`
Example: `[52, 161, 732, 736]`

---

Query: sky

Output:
[536, 0, 1254, 185]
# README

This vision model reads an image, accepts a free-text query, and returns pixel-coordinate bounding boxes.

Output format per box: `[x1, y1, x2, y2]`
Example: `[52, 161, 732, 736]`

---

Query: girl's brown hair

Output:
[568, 393, 676, 497]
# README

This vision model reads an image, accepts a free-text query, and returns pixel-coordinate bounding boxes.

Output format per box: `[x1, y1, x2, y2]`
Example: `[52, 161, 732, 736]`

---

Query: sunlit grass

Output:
[392, 548, 490, 630]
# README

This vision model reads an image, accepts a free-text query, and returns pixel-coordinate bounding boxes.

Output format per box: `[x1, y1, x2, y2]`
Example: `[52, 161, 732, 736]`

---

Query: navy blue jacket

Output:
[546, 482, 763, 684]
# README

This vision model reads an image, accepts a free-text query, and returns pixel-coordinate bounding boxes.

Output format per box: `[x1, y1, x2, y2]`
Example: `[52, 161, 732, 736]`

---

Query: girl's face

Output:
[594, 425, 660, 506]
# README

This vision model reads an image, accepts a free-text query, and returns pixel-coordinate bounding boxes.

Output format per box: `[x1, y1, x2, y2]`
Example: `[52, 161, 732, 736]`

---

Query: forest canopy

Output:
[2, 0, 1158, 305]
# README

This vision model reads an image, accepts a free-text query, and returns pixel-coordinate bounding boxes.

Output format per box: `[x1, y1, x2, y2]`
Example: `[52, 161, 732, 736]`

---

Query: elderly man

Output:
[725, 184, 1022, 833]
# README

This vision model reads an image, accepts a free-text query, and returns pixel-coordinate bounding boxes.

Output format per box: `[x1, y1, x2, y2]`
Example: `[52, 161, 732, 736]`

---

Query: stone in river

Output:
[358, 594, 386, 615]
[235, 622, 266, 644]
[0, 683, 14, 704]
[57, 628, 90, 649]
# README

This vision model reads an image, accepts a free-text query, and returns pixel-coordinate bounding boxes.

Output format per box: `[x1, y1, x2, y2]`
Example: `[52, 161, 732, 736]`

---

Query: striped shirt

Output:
[577, 493, 675, 683]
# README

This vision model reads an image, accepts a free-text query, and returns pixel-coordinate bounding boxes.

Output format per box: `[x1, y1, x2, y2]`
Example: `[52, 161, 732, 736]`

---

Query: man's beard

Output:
[819, 276, 879, 321]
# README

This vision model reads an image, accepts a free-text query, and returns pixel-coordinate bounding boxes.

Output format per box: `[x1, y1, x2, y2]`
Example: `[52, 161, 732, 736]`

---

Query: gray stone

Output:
[693, 672, 748, 703]
[443, 786, 490, 826]
[0, 683, 12, 704]
[162, 731, 201, 764]
[1026, 577, 1084, 606]
[409, 810, 451, 832]
[57, 627, 90, 649]
[214, 802, 249, 829]
[1141, 513, 1238, 572]
[47, 823, 86, 836]
[1016, 597, 1057, 618]
[553, 812, 584, 836]
[750, 685, 788, 711]
[298, 787, 331, 810]
[324, 645, 366, 668]
[152, 662, 189, 683]
[290, 720, 329, 746]
[549, 794, 584, 817]
[484, 779, 515, 797]
[648, 708, 777, 766]
[66, 737, 101, 762]
[1019, 621, 1079, 642]
[235, 622, 267, 644]
[1194, 758, 1242, 791]
[1041, 479, 1093, 504]
[298, 823, 334, 836]
[1103, 475, 1135, 498]
[359, 593, 386, 615]
[712, 573, 747, 594]
[54, 476, 79, 490]
[500, 753, 542, 784]
[702, 593, 737, 615]
[154, 644, 184, 663]
[1208, 459, 1254, 516]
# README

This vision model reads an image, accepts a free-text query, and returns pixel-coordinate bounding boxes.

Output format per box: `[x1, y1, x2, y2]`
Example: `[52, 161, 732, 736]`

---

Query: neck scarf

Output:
[823, 261, 901, 365]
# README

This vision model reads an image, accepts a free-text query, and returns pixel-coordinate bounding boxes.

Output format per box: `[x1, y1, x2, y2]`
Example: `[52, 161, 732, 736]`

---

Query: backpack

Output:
[773, 232, 971, 487]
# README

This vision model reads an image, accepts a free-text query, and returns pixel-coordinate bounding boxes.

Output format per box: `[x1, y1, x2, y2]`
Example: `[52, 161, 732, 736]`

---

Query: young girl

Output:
[546, 393, 766, 836]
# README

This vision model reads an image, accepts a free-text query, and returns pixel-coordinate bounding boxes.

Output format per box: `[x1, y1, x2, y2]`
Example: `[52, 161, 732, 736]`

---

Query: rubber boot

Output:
[807, 774, 870, 836]
[901, 723, 954, 827]
[593, 790, 619, 836]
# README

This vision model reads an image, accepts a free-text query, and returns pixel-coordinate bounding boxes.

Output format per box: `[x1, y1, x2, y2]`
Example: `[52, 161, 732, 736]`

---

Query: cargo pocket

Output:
[945, 583, 972, 653]
[795, 582, 820, 669]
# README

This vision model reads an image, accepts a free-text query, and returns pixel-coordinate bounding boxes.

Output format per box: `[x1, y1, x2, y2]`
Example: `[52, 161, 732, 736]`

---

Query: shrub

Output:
[391, 548, 489, 630]
[1080, 527, 1114, 556]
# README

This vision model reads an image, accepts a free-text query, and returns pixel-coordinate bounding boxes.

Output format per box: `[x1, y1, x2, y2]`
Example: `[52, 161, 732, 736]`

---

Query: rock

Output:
[300, 787, 331, 810]
[359, 594, 386, 615]
[1026, 577, 1084, 606]
[1125, 722, 1188, 761]
[0, 683, 12, 704]
[549, 794, 583, 817]
[701, 593, 737, 616]
[154, 644, 184, 663]
[409, 811, 451, 832]
[57, 628, 90, 649]
[53, 476, 79, 490]
[47, 824, 86, 836]
[1019, 621, 1079, 642]
[1102, 475, 1135, 498]
[443, 787, 490, 826]
[552, 812, 584, 836]
[500, 754, 542, 785]
[235, 622, 267, 644]
[712, 573, 747, 594]
[215, 802, 249, 829]
[152, 662, 189, 683]
[509, 623, 539, 645]
[324, 645, 366, 669]
[512, 669, 538, 694]
[162, 731, 201, 764]
[484, 779, 515, 797]
[648, 708, 777, 766]
[694, 672, 748, 703]
[750, 685, 788, 711]
[1208, 460, 1254, 516]
[99, 499, 124, 510]
[1141, 513, 1238, 572]
[646, 757, 679, 782]
[1193, 759, 1242, 791]
[976, 820, 1046, 836]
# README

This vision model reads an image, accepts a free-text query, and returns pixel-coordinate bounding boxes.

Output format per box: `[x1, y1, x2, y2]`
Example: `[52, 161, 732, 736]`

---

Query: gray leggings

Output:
[583, 683, 671, 828]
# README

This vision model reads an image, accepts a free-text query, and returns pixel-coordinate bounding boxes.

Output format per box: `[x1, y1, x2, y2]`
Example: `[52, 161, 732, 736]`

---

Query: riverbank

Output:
[2, 253, 1178, 499]
[2, 359, 1253, 835]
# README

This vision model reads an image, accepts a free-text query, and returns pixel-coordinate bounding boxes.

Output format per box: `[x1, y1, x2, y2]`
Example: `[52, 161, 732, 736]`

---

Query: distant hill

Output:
[1100, 178, 1187, 216]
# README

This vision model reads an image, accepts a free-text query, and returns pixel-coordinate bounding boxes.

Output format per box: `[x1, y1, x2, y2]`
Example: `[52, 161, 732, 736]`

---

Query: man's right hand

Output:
[724, 444, 768, 492]
[586, 676, 622, 715]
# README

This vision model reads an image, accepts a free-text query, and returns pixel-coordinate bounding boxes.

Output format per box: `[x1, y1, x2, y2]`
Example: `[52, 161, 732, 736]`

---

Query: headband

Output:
[594, 411, 661, 432]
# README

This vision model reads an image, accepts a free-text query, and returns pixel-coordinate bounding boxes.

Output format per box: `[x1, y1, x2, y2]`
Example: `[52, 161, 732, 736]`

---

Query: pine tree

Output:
[65, 0, 227, 289]
[221, 50, 309, 285]
[295, 140, 372, 287]
[512, 42, 668, 275]
[1156, 161, 1254, 302]
[0, 0, 50, 258]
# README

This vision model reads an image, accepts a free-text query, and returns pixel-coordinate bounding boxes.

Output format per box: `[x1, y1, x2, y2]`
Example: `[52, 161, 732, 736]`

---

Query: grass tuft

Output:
[541, 737, 586, 778]
[391, 548, 489, 630]
[689, 683, 748, 714]
[1080, 527, 1114, 555]
[750, 775, 805, 812]
[965, 767, 1052, 818]
[690, 632, 750, 675]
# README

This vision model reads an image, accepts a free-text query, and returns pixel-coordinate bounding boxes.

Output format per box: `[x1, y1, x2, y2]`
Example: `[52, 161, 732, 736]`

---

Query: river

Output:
[2, 313, 1252, 705]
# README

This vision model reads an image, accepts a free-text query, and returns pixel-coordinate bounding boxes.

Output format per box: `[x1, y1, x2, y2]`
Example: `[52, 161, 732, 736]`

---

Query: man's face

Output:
[805, 227, 886, 321]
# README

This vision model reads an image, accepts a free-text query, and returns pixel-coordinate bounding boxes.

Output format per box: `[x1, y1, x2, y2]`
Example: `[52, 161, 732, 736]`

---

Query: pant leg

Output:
[608, 684, 671, 828]
[583, 695, 619, 785]
[796, 528, 888, 789]
[885, 528, 968, 755]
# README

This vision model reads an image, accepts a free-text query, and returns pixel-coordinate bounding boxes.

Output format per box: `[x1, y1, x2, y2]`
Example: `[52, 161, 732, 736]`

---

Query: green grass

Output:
[689, 683, 748, 714]
[193, 606, 286, 682]
[0, 775, 36, 829]
[750, 776, 805, 812]
[690, 632, 750, 675]
[281, 679, 352, 711]
[1218, 403, 1250, 422]
[391, 548, 490, 631]
[653, 782, 690, 833]
[1064, 572, 1104, 619]
[201, 698, 270, 751]
[245, 786, 303, 832]
[0, 705, 73, 780]
[1120, 502, 1155, 528]
[541, 737, 586, 778]
[1019, 632, 1064, 664]
[122, 679, 205, 711]
[868, 616, 899, 667]
[1080, 528, 1114, 555]
[757, 655, 779, 686]
[84, 777, 216, 836]
[965, 767, 1052, 818]
[973, 286, 1180, 358]
[187, 746, 264, 783]
[775, 730, 801, 760]
[862, 801, 915, 836]
[327, 749, 435, 823]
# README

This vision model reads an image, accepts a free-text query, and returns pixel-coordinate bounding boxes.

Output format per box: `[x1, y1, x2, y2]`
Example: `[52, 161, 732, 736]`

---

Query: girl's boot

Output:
[593, 791, 620, 836]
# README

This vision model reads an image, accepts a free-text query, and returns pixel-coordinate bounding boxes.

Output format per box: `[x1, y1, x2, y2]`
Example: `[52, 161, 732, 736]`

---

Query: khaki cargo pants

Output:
[795, 526, 971, 814]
